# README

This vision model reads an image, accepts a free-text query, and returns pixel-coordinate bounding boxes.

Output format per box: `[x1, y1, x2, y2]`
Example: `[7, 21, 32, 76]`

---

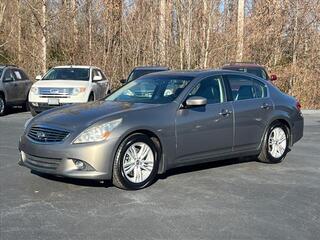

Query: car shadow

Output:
[31, 157, 256, 188]
[5, 106, 29, 116]
[158, 156, 255, 180]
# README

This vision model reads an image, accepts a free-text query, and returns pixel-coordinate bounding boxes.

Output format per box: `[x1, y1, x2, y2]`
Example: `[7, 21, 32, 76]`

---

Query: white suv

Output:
[29, 65, 110, 116]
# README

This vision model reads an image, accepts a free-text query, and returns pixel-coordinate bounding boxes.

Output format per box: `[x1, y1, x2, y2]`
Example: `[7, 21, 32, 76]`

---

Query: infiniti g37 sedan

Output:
[19, 70, 303, 190]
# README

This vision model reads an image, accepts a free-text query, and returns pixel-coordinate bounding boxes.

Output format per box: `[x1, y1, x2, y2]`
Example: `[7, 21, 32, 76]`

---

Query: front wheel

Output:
[258, 122, 289, 163]
[0, 96, 7, 116]
[112, 134, 159, 190]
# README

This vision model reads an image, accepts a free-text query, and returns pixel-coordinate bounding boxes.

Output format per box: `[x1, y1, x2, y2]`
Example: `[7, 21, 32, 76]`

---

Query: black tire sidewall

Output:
[265, 123, 289, 163]
[0, 96, 6, 116]
[115, 134, 159, 190]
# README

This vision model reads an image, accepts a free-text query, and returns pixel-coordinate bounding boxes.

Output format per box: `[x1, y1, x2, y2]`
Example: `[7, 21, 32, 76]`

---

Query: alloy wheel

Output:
[0, 98, 4, 114]
[268, 127, 287, 158]
[122, 142, 154, 183]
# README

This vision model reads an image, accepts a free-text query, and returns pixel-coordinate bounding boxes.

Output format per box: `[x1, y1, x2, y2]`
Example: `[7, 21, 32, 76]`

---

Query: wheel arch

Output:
[0, 90, 5, 101]
[115, 129, 165, 175]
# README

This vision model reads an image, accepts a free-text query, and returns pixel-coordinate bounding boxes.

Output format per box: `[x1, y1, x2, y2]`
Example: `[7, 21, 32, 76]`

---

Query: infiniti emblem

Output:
[36, 131, 46, 140]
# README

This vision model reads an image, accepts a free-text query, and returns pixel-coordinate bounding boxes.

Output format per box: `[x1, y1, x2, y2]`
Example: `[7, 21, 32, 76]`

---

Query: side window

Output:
[253, 79, 268, 98]
[13, 69, 24, 81]
[228, 75, 254, 101]
[188, 76, 224, 104]
[3, 69, 15, 82]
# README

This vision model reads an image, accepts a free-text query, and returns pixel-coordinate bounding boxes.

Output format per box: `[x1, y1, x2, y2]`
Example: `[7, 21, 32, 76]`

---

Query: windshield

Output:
[42, 68, 90, 81]
[106, 77, 193, 104]
[127, 69, 166, 82]
[224, 67, 268, 80]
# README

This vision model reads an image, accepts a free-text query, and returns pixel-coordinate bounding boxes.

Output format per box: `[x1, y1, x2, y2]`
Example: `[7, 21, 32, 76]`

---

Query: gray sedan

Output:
[19, 70, 304, 190]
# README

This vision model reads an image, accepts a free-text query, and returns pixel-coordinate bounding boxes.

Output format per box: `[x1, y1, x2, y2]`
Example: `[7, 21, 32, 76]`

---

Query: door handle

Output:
[261, 103, 270, 109]
[219, 109, 232, 116]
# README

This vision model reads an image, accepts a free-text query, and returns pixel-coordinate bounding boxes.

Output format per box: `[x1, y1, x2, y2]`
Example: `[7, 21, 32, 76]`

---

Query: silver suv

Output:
[0, 65, 32, 116]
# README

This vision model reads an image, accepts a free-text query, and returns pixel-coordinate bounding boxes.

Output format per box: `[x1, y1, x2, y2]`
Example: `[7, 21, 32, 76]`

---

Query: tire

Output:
[30, 106, 38, 117]
[258, 122, 289, 164]
[112, 133, 160, 190]
[22, 101, 30, 112]
[88, 93, 94, 102]
[0, 95, 7, 116]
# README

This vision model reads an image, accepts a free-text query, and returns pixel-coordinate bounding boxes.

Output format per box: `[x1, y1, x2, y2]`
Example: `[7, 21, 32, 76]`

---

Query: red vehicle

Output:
[222, 62, 277, 81]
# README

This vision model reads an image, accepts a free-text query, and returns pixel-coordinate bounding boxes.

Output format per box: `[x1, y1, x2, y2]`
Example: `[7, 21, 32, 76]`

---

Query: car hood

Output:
[31, 101, 162, 131]
[32, 80, 90, 88]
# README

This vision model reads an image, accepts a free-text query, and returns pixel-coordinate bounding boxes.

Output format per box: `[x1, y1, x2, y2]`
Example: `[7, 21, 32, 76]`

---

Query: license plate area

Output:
[48, 98, 60, 105]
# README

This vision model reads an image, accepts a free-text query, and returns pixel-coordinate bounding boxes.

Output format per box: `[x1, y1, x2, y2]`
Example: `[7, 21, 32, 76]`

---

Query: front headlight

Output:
[72, 87, 86, 95]
[73, 119, 122, 144]
[30, 86, 38, 95]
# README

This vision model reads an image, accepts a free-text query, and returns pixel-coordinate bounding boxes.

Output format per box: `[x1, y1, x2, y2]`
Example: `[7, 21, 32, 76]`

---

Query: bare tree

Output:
[236, 0, 245, 61]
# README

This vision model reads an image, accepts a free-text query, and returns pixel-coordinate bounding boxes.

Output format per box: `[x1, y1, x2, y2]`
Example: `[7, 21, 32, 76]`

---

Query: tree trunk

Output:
[236, 0, 244, 62]
[17, 0, 21, 64]
[71, 0, 78, 64]
[41, 0, 47, 74]
[159, 0, 166, 65]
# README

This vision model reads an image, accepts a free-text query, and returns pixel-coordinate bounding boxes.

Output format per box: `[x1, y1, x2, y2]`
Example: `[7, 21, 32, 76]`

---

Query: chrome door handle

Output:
[219, 109, 232, 116]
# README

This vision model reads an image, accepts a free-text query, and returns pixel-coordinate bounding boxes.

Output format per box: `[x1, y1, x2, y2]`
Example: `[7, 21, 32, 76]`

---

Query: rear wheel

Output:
[258, 122, 289, 163]
[112, 134, 159, 190]
[0, 96, 7, 116]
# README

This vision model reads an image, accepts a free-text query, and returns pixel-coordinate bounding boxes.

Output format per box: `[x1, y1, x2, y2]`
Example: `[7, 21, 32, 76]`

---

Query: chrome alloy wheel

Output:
[268, 127, 287, 158]
[122, 142, 154, 183]
[0, 97, 4, 114]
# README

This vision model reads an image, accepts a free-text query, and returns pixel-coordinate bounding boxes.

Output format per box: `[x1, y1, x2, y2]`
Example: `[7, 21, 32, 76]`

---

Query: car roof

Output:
[222, 62, 264, 68]
[138, 69, 263, 80]
[53, 65, 97, 69]
[133, 66, 170, 71]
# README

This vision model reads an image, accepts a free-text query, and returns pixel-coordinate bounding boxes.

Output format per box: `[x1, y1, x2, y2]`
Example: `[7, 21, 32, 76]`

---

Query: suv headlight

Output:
[30, 86, 38, 95]
[73, 119, 122, 144]
[72, 87, 86, 95]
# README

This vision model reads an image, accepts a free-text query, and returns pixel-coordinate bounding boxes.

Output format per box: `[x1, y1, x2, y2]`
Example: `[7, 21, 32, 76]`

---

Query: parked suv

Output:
[29, 65, 110, 116]
[0, 65, 32, 116]
[222, 62, 277, 81]
[120, 66, 170, 84]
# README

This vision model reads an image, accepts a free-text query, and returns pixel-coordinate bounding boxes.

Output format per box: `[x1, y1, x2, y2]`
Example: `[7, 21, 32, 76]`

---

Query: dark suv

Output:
[222, 62, 277, 81]
[0, 65, 32, 116]
[120, 66, 170, 84]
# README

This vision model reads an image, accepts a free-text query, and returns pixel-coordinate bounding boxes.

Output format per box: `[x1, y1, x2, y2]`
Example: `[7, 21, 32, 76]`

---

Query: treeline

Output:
[0, 0, 319, 108]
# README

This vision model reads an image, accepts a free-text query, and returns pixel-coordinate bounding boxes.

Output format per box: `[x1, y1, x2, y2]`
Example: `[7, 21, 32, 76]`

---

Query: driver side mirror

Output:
[185, 96, 207, 107]
[270, 74, 277, 81]
[120, 79, 127, 84]
[93, 75, 102, 81]
[35, 75, 42, 81]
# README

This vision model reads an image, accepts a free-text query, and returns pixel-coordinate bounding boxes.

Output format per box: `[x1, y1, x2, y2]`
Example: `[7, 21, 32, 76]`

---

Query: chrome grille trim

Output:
[27, 126, 70, 143]
[39, 87, 73, 96]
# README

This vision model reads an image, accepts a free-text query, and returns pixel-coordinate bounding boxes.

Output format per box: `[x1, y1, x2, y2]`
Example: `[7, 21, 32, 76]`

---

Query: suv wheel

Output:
[258, 122, 289, 163]
[112, 134, 159, 190]
[0, 96, 7, 116]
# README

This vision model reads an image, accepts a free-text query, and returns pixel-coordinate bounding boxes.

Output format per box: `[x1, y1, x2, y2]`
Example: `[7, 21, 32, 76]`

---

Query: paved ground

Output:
[0, 109, 319, 240]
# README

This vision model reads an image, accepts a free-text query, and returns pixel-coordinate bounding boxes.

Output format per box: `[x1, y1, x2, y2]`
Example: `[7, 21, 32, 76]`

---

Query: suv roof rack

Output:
[225, 62, 259, 66]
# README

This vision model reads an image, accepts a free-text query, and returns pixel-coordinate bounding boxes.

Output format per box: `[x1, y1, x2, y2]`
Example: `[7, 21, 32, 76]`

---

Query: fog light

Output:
[74, 160, 85, 170]
[31, 102, 39, 107]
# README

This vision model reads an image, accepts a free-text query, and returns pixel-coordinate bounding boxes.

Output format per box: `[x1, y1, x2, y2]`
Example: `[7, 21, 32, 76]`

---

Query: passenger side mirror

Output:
[270, 74, 277, 81]
[93, 75, 102, 81]
[35, 75, 42, 81]
[120, 79, 127, 84]
[185, 96, 207, 107]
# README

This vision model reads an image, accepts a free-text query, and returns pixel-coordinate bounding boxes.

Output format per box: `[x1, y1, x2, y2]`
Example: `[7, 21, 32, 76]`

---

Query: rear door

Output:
[224, 74, 273, 151]
[3, 69, 18, 103]
[175, 75, 234, 162]
[92, 69, 108, 99]
[12, 68, 28, 102]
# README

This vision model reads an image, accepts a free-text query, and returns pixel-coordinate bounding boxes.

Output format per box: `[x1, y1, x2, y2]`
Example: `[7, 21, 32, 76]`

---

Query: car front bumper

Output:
[18, 134, 119, 180]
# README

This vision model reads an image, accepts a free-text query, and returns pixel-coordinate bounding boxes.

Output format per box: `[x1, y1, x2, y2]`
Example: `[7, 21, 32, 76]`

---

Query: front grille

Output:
[25, 153, 61, 170]
[28, 126, 70, 143]
[39, 87, 73, 96]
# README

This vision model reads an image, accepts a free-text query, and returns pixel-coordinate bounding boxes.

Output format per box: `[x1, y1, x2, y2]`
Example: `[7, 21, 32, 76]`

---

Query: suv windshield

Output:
[127, 69, 166, 82]
[42, 68, 90, 81]
[106, 77, 193, 104]
[223, 67, 268, 80]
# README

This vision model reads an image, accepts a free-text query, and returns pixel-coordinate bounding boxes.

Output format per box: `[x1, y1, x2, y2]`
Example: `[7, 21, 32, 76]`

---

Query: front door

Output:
[3, 69, 19, 103]
[175, 75, 234, 163]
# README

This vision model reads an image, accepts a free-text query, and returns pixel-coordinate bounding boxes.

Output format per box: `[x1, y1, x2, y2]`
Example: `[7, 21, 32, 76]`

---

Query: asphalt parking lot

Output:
[0, 109, 319, 240]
